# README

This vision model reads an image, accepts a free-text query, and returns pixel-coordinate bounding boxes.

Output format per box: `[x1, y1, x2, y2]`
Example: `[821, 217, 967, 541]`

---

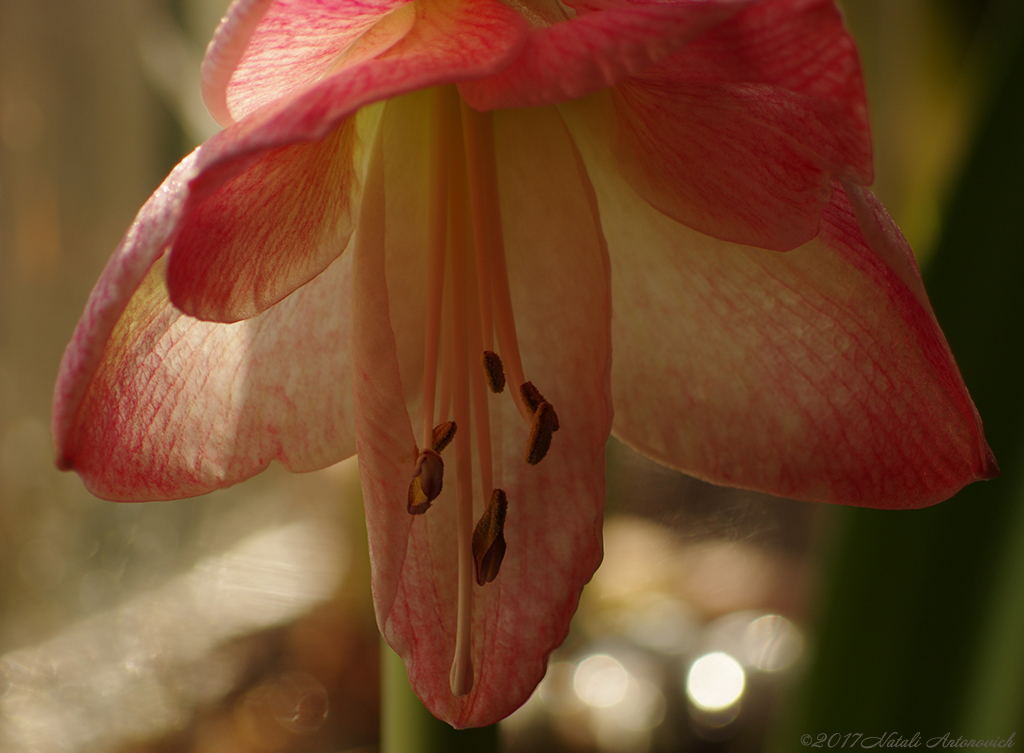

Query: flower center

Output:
[406, 87, 560, 697]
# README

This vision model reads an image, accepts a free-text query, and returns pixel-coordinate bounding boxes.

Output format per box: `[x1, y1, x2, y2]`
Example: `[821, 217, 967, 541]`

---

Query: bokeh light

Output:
[575, 654, 630, 708]
[744, 614, 803, 672]
[685, 652, 746, 712]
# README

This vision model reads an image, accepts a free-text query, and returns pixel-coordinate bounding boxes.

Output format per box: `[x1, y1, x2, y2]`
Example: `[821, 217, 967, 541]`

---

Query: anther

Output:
[472, 489, 508, 585]
[432, 420, 457, 453]
[520, 381, 543, 412]
[520, 382, 559, 431]
[407, 449, 444, 515]
[481, 351, 506, 393]
[525, 402, 558, 465]
[408, 476, 431, 515]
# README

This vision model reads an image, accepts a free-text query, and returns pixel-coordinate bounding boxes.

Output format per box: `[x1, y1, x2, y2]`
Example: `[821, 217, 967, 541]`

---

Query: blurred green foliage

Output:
[776, 0, 1024, 743]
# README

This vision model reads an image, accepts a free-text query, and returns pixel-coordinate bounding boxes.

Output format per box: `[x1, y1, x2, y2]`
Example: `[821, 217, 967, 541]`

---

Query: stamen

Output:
[462, 108, 495, 356]
[407, 476, 430, 515]
[408, 423, 457, 515]
[461, 99, 562, 469]
[409, 88, 457, 517]
[438, 260, 454, 424]
[407, 449, 444, 514]
[519, 381, 560, 431]
[466, 265, 496, 503]
[525, 402, 558, 465]
[432, 420, 457, 453]
[481, 350, 506, 393]
[460, 100, 533, 422]
[420, 88, 457, 452]
[415, 449, 444, 499]
[472, 489, 508, 585]
[519, 381, 542, 413]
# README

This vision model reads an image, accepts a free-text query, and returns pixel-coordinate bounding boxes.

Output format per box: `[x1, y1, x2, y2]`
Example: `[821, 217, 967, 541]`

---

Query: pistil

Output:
[448, 122, 475, 697]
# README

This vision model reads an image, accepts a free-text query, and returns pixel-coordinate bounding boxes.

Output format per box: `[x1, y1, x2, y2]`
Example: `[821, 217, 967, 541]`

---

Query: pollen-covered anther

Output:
[481, 351, 506, 393]
[520, 381, 559, 431]
[525, 401, 558, 465]
[407, 449, 444, 515]
[472, 488, 508, 586]
[432, 420, 457, 453]
[407, 477, 430, 515]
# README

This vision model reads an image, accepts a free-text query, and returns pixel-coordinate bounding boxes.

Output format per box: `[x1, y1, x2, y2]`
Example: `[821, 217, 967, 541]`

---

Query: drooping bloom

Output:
[53, 0, 995, 728]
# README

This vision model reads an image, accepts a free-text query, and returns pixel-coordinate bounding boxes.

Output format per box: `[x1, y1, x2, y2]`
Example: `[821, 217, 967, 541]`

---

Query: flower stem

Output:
[381, 641, 500, 753]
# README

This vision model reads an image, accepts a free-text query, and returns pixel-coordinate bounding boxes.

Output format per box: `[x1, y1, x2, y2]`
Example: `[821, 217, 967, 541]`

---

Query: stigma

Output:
[404, 87, 560, 697]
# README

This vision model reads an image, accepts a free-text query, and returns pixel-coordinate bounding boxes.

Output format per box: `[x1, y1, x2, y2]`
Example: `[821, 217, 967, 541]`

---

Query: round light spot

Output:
[744, 614, 803, 672]
[573, 654, 629, 708]
[686, 652, 745, 711]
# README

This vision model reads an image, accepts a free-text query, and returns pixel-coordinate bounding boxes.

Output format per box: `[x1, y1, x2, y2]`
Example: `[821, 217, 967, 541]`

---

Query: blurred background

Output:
[1, 0, 1021, 751]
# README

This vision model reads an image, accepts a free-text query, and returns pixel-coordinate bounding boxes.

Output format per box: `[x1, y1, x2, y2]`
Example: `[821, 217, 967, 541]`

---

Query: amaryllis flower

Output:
[53, 0, 995, 729]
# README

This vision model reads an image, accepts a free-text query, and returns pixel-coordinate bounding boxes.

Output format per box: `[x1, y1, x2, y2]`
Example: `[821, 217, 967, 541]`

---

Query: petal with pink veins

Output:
[460, 0, 750, 110]
[202, 0, 415, 126]
[608, 0, 872, 250]
[167, 118, 366, 323]
[169, 0, 528, 324]
[464, 0, 870, 250]
[564, 97, 995, 508]
[54, 152, 201, 480]
[54, 157, 359, 501]
[353, 94, 611, 727]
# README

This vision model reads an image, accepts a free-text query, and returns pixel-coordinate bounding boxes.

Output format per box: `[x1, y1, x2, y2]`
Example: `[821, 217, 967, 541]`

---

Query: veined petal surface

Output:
[53, 155, 359, 501]
[460, 0, 750, 109]
[168, 119, 366, 323]
[565, 98, 994, 509]
[464, 0, 870, 250]
[170, 0, 528, 323]
[202, 0, 415, 125]
[54, 152, 200, 476]
[610, 0, 872, 250]
[353, 95, 611, 727]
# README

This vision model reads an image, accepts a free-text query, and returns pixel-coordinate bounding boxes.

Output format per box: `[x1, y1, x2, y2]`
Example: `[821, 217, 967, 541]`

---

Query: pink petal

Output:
[54, 151, 201, 476]
[460, 0, 750, 110]
[54, 155, 359, 501]
[353, 100, 611, 727]
[565, 113, 994, 508]
[609, 0, 872, 249]
[167, 120, 365, 323]
[202, 0, 414, 126]
[170, 0, 527, 323]
[463, 0, 871, 250]
[201, 0, 275, 126]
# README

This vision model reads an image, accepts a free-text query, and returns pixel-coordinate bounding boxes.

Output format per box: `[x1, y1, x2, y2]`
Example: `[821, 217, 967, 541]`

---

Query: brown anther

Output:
[519, 381, 559, 431]
[472, 489, 508, 586]
[481, 351, 506, 393]
[407, 449, 443, 515]
[407, 475, 431, 515]
[519, 381, 544, 413]
[525, 401, 558, 465]
[431, 420, 457, 453]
